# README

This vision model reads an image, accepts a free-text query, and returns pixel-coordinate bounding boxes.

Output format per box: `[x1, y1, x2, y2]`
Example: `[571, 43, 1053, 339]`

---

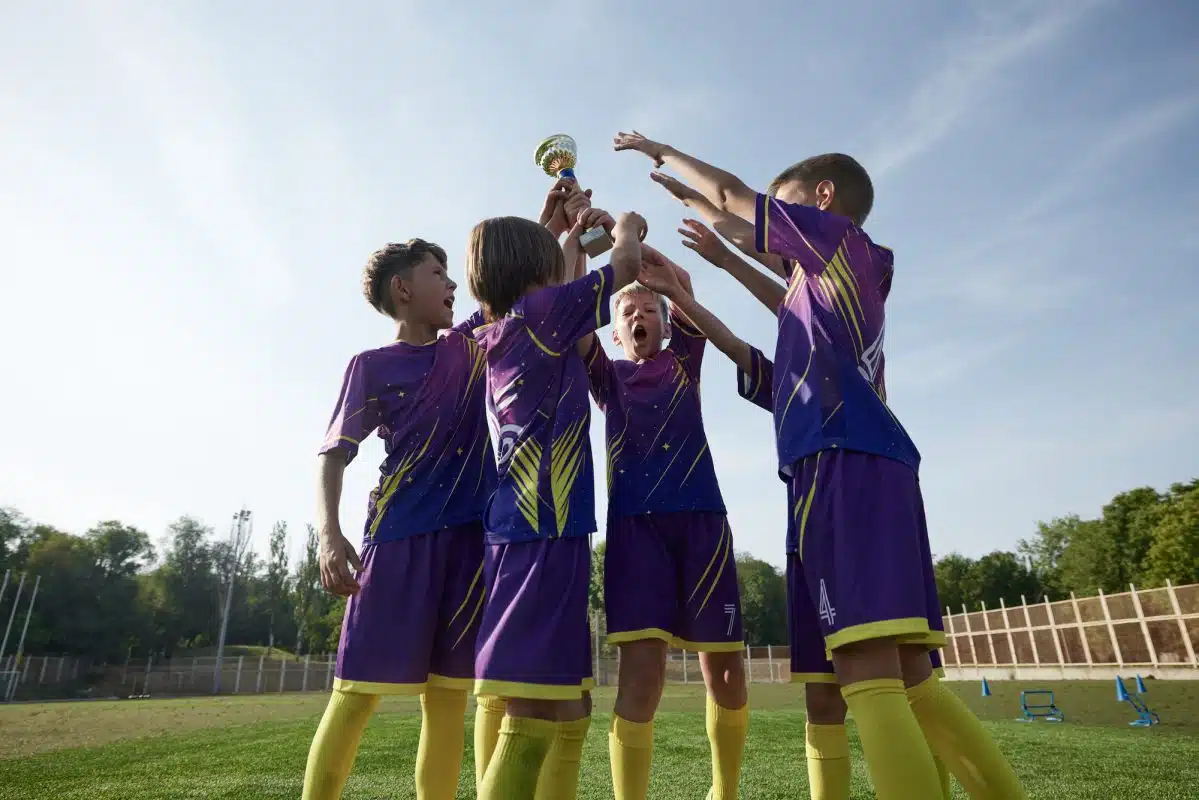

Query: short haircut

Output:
[767, 153, 875, 225]
[613, 282, 669, 319]
[362, 239, 447, 317]
[466, 217, 565, 321]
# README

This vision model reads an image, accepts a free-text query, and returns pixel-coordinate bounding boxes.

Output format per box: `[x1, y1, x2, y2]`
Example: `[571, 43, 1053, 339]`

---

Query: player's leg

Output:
[303, 536, 439, 798]
[474, 695, 507, 791]
[898, 511, 1026, 799]
[798, 452, 943, 800]
[924, 650, 953, 798]
[789, 553, 851, 800]
[604, 514, 677, 800]
[675, 514, 748, 800]
[474, 538, 593, 800]
[420, 523, 487, 800]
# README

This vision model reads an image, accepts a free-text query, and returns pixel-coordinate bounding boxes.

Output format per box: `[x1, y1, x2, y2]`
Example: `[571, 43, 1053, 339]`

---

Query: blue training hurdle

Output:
[1116, 675, 1160, 727]
[1019, 689, 1065, 722]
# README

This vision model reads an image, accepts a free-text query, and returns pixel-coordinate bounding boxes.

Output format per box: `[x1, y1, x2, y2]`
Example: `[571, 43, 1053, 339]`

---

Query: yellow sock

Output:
[841, 678, 941, 800]
[479, 715, 555, 800]
[934, 755, 952, 799]
[805, 723, 851, 800]
[474, 696, 507, 793]
[415, 686, 467, 800]
[609, 715, 655, 800]
[705, 695, 748, 800]
[534, 716, 592, 800]
[908, 675, 1027, 799]
[302, 690, 380, 800]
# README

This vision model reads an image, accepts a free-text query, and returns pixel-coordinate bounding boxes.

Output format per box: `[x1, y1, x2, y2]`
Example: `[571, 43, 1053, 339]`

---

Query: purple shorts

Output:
[786, 554, 836, 683]
[605, 512, 744, 652]
[474, 536, 594, 700]
[335, 522, 484, 695]
[788, 450, 945, 654]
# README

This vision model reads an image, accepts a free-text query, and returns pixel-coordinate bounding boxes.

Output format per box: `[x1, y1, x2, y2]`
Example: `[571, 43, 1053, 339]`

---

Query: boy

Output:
[466, 211, 647, 799]
[570, 222, 748, 799]
[305, 240, 495, 800]
[640, 243, 953, 800]
[618, 131, 1025, 799]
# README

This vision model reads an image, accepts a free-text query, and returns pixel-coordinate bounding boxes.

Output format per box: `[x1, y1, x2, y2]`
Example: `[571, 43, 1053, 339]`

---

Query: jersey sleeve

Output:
[450, 308, 486, 339]
[754, 194, 854, 278]
[522, 264, 616, 351]
[736, 346, 774, 412]
[667, 306, 706, 381]
[319, 354, 379, 464]
[582, 336, 616, 410]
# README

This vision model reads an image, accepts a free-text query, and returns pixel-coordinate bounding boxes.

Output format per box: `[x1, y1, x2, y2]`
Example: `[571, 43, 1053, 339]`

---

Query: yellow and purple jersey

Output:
[754, 195, 920, 477]
[475, 265, 617, 544]
[320, 313, 496, 545]
[583, 311, 725, 518]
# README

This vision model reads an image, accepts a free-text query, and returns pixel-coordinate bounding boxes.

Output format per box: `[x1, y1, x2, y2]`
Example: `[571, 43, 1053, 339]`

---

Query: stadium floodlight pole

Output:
[214, 509, 252, 694]
[5, 575, 40, 701]
[0, 572, 27, 670]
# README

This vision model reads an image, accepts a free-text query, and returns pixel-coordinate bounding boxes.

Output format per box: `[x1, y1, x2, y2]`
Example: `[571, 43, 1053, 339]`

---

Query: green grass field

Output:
[1, 681, 1196, 799]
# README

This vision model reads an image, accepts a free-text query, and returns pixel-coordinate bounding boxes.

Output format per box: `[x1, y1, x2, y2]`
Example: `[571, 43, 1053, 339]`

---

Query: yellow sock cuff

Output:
[611, 714, 655, 747]
[502, 715, 556, 740]
[477, 695, 507, 714]
[905, 673, 940, 704]
[805, 723, 850, 760]
[422, 685, 467, 713]
[556, 716, 592, 739]
[841, 678, 905, 701]
[707, 694, 749, 726]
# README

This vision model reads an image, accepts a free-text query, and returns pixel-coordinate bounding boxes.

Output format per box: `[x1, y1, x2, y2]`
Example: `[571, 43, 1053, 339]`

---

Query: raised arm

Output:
[678, 218, 786, 313]
[614, 131, 758, 222]
[610, 211, 648, 290]
[567, 207, 617, 357]
[637, 249, 755, 375]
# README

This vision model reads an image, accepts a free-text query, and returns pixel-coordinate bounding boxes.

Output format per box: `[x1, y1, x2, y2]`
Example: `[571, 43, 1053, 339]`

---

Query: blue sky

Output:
[2, 0, 1197, 568]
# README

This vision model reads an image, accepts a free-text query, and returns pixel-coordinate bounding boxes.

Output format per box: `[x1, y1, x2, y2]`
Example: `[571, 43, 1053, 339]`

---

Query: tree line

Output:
[2, 477, 1195, 659]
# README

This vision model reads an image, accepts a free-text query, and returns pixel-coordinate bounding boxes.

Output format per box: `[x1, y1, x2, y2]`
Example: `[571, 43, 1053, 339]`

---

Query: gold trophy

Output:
[535, 134, 614, 257]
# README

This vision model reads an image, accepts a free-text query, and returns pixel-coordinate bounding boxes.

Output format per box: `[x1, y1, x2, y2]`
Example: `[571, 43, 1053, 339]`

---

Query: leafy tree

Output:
[1142, 482, 1199, 587]
[735, 553, 787, 646]
[933, 553, 977, 613]
[265, 522, 293, 654]
[293, 524, 326, 654]
[1017, 516, 1077, 599]
[589, 540, 606, 619]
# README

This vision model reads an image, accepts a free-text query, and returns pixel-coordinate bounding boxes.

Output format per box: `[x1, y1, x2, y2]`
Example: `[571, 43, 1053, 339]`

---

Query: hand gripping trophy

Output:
[534, 134, 614, 257]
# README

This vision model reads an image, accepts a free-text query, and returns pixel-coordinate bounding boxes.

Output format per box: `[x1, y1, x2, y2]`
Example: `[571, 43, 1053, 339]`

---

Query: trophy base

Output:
[580, 227, 613, 258]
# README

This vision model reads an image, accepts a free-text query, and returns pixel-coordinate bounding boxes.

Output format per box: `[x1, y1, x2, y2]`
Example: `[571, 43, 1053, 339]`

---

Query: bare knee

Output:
[506, 698, 561, 721]
[804, 682, 847, 725]
[615, 641, 667, 723]
[898, 644, 934, 690]
[700, 650, 747, 709]
[830, 637, 903, 686]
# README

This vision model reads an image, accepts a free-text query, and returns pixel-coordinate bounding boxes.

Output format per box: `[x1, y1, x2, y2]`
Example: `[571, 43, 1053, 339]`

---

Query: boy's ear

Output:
[663, 319, 672, 340]
[815, 179, 836, 213]
[390, 274, 410, 304]
[611, 328, 621, 346]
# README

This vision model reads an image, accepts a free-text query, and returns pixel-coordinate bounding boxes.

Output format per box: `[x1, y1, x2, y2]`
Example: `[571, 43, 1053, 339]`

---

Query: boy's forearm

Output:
[684, 194, 787, 279]
[317, 453, 347, 532]
[719, 252, 786, 313]
[662, 146, 757, 221]
[669, 293, 754, 375]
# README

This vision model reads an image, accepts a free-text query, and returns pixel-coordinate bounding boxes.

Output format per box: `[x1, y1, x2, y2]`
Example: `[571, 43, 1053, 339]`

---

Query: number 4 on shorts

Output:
[818, 579, 836, 626]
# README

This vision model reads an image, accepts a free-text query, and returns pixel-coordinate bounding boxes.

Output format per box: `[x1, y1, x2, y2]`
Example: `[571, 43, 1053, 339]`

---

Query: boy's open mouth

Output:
[444, 296, 454, 310]
[632, 324, 647, 344]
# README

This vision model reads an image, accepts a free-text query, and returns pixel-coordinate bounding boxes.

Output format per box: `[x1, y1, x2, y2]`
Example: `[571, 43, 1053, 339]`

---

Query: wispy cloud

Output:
[868, 1, 1105, 178]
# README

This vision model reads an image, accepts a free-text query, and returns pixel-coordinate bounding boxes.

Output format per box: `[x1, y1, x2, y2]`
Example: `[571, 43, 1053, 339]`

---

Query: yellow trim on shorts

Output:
[473, 677, 593, 700]
[934, 666, 946, 679]
[608, 628, 675, 646]
[823, 617, 941, 655]
[333, 677, 426, 696]
[672, 637, 745, 653]
[791, 672, 838, 685]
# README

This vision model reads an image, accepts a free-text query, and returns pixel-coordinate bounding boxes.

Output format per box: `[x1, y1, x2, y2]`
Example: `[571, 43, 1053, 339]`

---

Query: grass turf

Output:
[0, 681, 1196, 798]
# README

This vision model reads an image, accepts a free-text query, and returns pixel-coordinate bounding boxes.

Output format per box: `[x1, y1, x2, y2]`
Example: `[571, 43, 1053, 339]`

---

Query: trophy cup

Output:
[535, 134, 614, 258]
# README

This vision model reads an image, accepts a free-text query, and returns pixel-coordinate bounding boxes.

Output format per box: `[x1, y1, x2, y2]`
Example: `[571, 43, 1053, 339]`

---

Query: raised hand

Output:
[678, 218, 732, 268]
[562, 185, 594, 227]
[613, 130, 669, 167]
[539, 177, 576, 237]
[650, 171, 703, 205]
[615, 211, 648, 242]
[637, 244, 686, 299]
[563, 207, 616, 276]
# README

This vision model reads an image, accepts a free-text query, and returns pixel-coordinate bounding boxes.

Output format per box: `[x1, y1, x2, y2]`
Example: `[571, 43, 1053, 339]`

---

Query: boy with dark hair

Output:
[304, 240, 495, 800]
[466, 211, 648, 799]
[617, 131, 1025, 800]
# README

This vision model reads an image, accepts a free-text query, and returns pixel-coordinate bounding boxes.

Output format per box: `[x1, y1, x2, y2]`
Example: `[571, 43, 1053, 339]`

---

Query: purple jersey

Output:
[736, 346, 798, 555]
[320, 313, 496, 545]
[754, 195, 919, 477]
[476, 265, 616, 544]
[583, 310, 725, 518]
